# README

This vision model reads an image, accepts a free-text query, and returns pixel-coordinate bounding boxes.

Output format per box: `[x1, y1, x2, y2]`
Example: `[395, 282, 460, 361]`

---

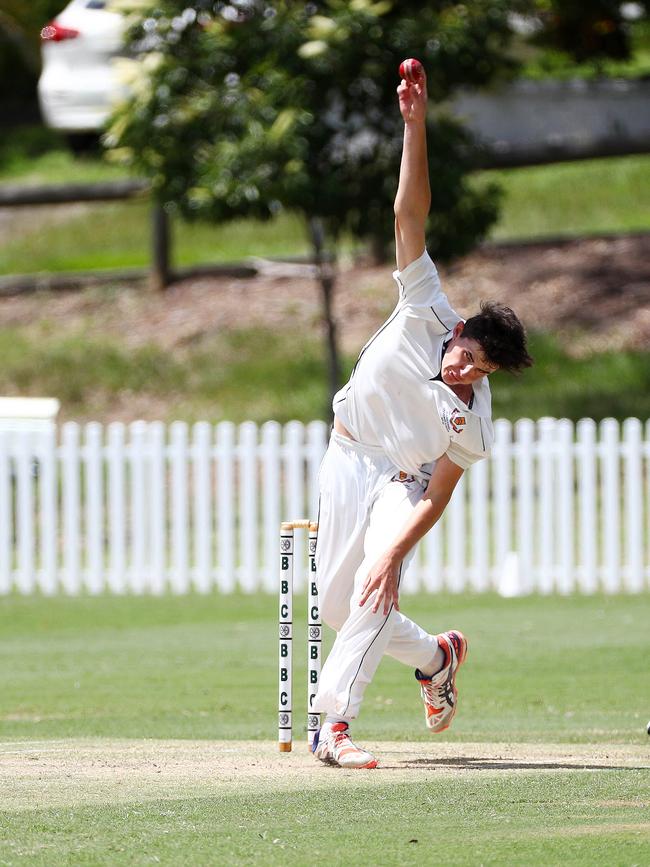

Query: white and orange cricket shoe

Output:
[312, 722, 378, 769]
[415, 630, 468, 733]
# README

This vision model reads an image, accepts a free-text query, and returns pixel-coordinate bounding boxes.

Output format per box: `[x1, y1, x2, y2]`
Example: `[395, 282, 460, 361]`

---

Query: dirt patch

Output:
[1, 739, 648, 810]
[1, 234, 648, 360]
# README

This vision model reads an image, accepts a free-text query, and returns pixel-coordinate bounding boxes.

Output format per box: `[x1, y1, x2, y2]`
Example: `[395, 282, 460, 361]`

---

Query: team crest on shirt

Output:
[450, 408, 467, 433]
[441, 406, 467, 435]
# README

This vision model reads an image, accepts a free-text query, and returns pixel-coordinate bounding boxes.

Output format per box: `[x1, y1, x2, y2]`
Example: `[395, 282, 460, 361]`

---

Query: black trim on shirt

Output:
[348, 304, 402, 381]
[430, 305, 453, 330]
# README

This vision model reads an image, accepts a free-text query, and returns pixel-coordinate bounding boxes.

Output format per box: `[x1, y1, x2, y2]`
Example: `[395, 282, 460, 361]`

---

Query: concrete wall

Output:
[451, 79, 650, 167]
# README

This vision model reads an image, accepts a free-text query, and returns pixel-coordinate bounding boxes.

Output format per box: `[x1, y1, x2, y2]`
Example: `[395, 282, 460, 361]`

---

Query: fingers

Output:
[369, 583, 400, 615]
[396, 78, 427, 119]
[373, 588, 398, 615]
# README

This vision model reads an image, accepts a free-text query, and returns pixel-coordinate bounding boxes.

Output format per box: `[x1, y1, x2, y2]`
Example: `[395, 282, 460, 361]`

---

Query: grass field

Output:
[1, 591, 649, 864]
[1, 141, 649, 273]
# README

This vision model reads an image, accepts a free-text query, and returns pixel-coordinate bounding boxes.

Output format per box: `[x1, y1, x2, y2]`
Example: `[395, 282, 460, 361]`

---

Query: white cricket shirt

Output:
[333, 249, 494, 478]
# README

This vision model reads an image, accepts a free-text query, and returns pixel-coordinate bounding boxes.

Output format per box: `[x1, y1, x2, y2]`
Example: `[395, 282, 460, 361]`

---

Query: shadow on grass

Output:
[391, 756, 650, 772]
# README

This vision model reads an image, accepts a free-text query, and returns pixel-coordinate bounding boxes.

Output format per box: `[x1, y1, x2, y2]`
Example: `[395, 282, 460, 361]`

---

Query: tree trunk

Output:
[150, 202, 171, 291]
[370, 232, 389, 265]
[308, 217, 341, 414]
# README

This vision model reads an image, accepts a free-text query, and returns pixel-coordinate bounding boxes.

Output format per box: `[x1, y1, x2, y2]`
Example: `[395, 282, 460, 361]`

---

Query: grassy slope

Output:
[0, 201, 312, 273]
[2, 327, 649, 423]
[1, 592, 649, 865]
[476, 155, 650, 241]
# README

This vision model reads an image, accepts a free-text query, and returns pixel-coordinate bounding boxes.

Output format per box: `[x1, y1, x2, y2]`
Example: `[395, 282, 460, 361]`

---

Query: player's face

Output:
[441, 336, 498, 386]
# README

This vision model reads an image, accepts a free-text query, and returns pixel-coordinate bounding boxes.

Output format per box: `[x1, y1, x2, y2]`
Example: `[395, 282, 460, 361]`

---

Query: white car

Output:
[38, 0, 127, 134]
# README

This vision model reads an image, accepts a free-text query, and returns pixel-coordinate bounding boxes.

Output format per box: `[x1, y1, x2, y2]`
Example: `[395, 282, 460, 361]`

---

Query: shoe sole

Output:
[426, 630, 468, 734]
[314, 745, 379, 770]
[338, 758, 378, 769]
[315, 755, 379, 769]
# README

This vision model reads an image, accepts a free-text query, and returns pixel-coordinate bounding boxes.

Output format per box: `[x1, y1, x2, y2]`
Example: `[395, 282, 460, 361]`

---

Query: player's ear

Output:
[452, 321, 464, 339]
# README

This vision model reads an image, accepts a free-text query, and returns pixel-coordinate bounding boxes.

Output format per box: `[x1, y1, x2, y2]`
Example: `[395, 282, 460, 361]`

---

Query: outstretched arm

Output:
[394, 68, 430, 272]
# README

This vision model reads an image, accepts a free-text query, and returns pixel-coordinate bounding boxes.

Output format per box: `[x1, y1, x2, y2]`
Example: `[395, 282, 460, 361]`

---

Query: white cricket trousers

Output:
[312, 431, 439, 720]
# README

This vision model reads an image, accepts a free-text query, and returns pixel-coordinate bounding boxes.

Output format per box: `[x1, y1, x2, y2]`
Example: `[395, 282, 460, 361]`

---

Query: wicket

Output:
[278, 520, 321, 752]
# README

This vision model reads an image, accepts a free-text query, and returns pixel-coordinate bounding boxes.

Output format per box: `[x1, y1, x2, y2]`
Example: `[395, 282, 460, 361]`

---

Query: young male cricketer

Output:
[311, 63, 533, 769]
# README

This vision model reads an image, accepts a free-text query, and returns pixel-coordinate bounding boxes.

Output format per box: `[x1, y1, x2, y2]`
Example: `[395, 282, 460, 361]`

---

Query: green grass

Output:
[1, 592, 649, 865]
[3, 774, 650, 866]
[1, 592, 648, 743]
[0, 127, 128, 186]
[473, 155, 650, 241]
[1, 326, 649, 423]
[0, 200, 310, 273]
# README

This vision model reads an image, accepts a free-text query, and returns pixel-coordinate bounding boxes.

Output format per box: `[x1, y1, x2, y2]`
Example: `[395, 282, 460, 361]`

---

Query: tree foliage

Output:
[107, 0, 520, 260]
[528, 0, 650, 64]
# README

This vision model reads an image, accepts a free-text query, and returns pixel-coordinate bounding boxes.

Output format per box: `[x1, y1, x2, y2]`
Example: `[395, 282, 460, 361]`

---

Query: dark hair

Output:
[462, 301, 533, 373]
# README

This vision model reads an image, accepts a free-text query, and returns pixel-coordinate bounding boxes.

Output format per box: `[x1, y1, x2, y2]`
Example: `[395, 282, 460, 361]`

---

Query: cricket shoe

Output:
[415, 630, 468, 733]
[311, 722, 378, 769]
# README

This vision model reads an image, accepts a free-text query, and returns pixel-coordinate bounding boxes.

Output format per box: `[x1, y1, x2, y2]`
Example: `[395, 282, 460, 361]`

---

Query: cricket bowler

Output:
[311, 61, 533, 769]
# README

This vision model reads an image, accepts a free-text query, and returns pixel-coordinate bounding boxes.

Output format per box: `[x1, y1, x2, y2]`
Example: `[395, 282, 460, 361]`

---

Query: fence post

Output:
[15, 432, 35, 594]
[601, 418, 620, 593]
[446, 473, 466, 592]
[238, 421, 259, 593]
[537, 417, 556, 593]
[130, 421, 148, 593]
[61, 422, 81, 595]
[170, 421, 189, 594]
[493, 419, 512, 591]
[469, 457, 489, 592]
[515, 418, 535, 594]
[150, 202, 171, 291]
[193, 421, 212, 594]
[557, 418, 574, 594]
[0, 432, 10, 593]
[149, 421, 167, 595]
[85, 422, 104, 594]
[577, 418, 597, 593]
[216, 421, 236, 593]
[623, 418, 643, 592]
[38, 423, 58, 595]
[262, 420, 281, 593]
[107, 423, 126, 593]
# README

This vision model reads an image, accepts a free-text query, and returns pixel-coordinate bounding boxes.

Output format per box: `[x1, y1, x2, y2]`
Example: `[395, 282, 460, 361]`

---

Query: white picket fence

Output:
[0, 417, 648, 596]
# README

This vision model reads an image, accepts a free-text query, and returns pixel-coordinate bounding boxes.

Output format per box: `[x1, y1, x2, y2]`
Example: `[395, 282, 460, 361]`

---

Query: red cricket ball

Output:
[399, 58, 423, 83]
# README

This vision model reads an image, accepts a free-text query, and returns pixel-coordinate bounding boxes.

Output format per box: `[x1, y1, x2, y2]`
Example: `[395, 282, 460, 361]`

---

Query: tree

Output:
[107, 0, 516, 402]
[528, 0, 650, 64]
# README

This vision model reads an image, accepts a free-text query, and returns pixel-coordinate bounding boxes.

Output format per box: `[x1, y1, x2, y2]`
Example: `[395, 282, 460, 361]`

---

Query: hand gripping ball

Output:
[399, 58, 423, 83]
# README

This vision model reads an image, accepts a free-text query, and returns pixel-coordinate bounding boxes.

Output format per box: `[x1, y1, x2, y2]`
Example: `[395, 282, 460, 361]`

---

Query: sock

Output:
[324, 714, 352, 730]
[417, 642, 446, 678]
